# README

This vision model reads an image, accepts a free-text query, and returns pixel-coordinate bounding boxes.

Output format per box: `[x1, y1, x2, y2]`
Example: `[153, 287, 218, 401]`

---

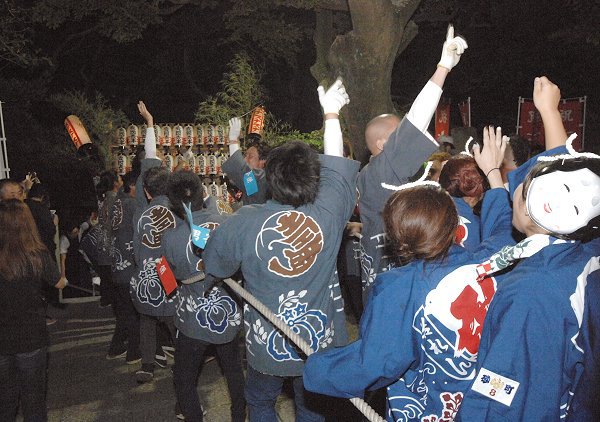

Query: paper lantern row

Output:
[115, 124, 235, 147]
[113, 149, 230, 176]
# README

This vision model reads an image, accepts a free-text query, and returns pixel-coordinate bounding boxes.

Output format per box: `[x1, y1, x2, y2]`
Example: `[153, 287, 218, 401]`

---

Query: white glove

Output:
[317, 78, 349, 115]
[438, 24, 468, 71]
[183, 146, 194, 161]
[228, 117, 242, 141]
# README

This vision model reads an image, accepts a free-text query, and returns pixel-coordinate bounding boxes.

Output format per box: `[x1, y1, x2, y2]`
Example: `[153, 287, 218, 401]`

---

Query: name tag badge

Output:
[471, 367, 520, 407]
[191, 224, 211, 249]
[156, 256, 178, 296]
[243, 170, 258, 196]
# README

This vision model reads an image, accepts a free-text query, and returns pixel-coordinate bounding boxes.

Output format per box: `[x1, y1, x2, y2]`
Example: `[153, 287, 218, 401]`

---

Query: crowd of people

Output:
[1, 24, 599, 422]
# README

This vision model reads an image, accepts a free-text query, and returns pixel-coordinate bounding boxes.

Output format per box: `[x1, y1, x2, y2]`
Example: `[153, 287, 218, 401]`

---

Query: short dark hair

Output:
[167, 170, 204, 220]
[96, 170, 119, 200]
[439, 156, 486, 198]
[508, 135, 531, 167]
[143, 167, 170, 198]
[246, 139, 271, 161]
[383, 186, 458, 265]
[265, 141, 320, 207]
[122, 172, 136, 194]
[27, 183, 49, 200]
[522, 156, 600, 242]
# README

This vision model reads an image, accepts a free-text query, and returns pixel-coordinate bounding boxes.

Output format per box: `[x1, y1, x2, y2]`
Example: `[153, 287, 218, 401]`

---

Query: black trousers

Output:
[0, 347, 48, 422]
[174, 332, 246, 422]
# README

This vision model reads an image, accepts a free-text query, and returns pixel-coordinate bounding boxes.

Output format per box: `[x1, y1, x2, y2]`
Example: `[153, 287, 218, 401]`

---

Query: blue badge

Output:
[243, 170, 258, 196]
[183, 202, 211, 249]
[191, 224, 211, 249]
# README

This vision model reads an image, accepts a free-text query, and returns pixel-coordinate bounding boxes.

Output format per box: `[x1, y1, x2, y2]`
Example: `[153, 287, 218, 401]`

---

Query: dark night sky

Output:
[14, 2, 600, 143]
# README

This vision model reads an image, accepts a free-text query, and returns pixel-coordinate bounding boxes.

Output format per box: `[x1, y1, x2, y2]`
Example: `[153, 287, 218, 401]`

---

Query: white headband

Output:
[381, 161, 441, 191]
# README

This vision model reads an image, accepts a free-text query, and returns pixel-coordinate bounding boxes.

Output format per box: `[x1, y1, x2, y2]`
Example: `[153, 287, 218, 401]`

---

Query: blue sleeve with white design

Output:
[304, 269, 420, 398]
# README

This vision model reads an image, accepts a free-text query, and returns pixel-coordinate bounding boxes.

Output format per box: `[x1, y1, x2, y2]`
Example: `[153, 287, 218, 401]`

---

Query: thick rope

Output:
[221, 278, 386, 422]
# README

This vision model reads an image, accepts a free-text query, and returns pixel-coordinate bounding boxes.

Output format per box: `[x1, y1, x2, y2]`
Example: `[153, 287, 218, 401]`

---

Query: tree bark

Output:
[311, 0, 422, 164]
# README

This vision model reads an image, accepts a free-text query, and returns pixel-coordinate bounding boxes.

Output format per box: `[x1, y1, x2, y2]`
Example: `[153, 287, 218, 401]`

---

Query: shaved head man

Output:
[364, 114, 402, 157]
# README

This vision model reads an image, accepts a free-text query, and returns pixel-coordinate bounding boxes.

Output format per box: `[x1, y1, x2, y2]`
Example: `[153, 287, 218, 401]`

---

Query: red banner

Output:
[517, 97, 585, 151]
[435, 100, 451, 139]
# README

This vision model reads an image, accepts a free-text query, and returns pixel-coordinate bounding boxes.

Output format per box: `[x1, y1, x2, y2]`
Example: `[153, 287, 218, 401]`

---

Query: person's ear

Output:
[375, 138, 386, 152]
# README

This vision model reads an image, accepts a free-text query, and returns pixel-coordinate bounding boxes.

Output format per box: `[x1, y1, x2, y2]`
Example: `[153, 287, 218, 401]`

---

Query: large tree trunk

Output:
[312, 0, 421, 164]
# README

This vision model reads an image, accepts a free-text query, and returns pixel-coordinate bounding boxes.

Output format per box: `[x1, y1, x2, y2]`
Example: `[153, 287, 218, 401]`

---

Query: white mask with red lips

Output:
[526, 133, 600, 235]
[526, 168, 600, 235]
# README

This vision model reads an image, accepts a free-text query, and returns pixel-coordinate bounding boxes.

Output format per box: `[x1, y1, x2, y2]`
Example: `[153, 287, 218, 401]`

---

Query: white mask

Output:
[526, 168, 600, 235]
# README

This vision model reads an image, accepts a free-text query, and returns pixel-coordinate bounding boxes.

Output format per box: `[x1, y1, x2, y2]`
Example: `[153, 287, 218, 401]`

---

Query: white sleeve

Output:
[405, 80, 443, 143]
[144, 127, 157, 159]
[229, 142, 240, 155]
[323, 118, 344, 157]
[59, 235, 70, 255]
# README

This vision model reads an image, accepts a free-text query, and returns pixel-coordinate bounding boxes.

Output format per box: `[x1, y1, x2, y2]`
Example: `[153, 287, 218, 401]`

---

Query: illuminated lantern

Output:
[65, 115, 92, 149]
[206, 125, 215, 146]
[64, 115, 98, 159]
[198, 153, 207, 176]
[216, 125, 225, 145]
[127, 124, 139, 146]
[184, 124, 196, 146]
[164, 151, 175, 172]
[174, 124, 184, 147]
[116, 127, 127, 147]
[209, 180, 220, 198]
[162, 124, 173, 147]
[196, 124, 206, 146]
[247, 106, 265, 139]
[153, 125, 162, 146]
[117, 152, 127, 175]
[208, 152, 217, 175]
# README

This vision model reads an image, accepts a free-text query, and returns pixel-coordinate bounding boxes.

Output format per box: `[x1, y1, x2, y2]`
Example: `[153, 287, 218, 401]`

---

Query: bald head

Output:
[365, 114, 401, 157]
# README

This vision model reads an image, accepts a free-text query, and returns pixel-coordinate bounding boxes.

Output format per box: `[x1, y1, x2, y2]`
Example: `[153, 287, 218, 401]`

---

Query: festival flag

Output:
[517, 97, 586, 150]
[435, 99, 451, 139]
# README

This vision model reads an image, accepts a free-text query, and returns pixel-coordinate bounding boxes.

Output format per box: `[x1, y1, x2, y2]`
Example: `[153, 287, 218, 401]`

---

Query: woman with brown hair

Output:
[439, 155, 488, 250]
[0, 199, 65, 421]
[304, 127, 515, 421]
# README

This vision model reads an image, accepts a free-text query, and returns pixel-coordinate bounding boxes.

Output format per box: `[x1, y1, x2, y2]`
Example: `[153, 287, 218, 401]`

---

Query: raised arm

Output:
[532, 76, 567, 151]
[473, 126, 507, 190]
[137, 101, 157, 159]
[228, 117, 242, 155]
[318, 78, 350, 157]
[406, 24, 468, 135]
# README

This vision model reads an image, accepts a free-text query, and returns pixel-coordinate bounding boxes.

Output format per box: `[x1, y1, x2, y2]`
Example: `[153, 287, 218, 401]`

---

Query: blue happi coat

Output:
[303, 188, 514, 421]
[457, 146, 600, 420]
[162, 197, 241, 344]
[203, 155, 360, 376]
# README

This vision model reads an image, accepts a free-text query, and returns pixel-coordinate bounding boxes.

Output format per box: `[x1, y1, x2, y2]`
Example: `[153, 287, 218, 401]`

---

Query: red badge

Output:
[157, 256, 178, 296]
